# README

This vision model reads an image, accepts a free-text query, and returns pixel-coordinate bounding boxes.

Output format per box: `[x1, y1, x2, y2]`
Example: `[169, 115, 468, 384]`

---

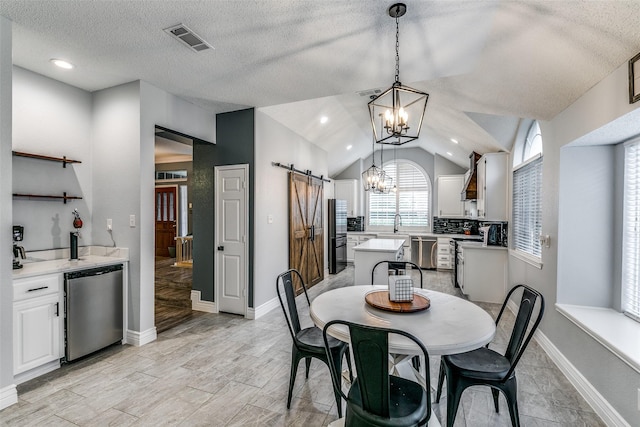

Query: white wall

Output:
[0, 15, 15, 410]
[92, 81, 143, 332]
[254, 109, 328, 308]
[557, 145, 615, 307]
[509, 60, 640, 424]
[12, 67, 93, 251]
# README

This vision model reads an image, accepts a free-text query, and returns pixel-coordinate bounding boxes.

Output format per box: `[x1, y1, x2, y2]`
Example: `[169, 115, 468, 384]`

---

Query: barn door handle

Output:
[217, 246, 224, 251]
[309, 225, 315, 242]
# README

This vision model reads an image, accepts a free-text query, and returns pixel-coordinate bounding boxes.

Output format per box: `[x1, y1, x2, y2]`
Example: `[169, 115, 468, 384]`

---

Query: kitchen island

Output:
[353, 238, 405, 285]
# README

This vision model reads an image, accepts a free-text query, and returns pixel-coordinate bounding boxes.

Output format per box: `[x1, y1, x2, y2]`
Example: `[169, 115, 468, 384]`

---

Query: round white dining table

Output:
[310, 286, 496, 356]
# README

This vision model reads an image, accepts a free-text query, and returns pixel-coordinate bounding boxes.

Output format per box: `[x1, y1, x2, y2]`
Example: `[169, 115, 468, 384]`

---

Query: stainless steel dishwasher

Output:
[411, 236, 437, 269]
[64, 264, 123, 362]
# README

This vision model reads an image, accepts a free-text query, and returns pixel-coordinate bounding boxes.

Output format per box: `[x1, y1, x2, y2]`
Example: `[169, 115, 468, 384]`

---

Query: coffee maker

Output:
[13, 225, 25, 269]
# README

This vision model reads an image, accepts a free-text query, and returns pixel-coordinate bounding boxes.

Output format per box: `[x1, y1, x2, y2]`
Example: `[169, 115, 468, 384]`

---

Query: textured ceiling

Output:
[1, 1, 640, 175]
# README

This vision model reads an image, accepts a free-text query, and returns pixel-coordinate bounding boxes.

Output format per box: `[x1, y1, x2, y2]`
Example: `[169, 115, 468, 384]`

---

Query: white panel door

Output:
[215, 165, 248, 315]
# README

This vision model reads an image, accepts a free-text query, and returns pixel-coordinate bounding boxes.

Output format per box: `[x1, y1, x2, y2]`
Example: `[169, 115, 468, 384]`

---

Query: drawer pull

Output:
[27, 286, 49, 292]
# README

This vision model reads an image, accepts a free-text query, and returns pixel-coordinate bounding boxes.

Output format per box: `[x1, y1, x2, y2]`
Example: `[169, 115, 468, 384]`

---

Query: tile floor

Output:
[1, 266, 604, 426]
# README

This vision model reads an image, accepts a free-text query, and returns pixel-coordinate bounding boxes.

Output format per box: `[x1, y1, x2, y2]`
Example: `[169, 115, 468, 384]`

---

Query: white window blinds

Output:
[623, 142, 640, 321]
[512, 154, 542, 257]
[369, 161, 430, 227]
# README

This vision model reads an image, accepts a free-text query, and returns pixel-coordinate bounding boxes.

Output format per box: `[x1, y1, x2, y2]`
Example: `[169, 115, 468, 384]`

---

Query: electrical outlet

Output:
[267, 214, 273, 224]
[107, 218, 112, 231]
[129, 214, 136, 227]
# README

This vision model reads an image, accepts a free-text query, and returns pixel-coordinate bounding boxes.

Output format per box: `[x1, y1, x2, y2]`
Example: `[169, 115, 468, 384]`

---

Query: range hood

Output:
[461, 151, 482, 200]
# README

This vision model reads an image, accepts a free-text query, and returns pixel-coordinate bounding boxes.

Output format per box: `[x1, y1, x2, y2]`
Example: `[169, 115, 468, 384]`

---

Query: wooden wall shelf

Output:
[12, 151, 81, 168]
[12, 192, 82, 204]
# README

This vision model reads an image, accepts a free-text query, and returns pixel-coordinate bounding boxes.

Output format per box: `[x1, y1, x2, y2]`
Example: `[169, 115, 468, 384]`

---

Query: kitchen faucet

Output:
[393, 213, 402, 233]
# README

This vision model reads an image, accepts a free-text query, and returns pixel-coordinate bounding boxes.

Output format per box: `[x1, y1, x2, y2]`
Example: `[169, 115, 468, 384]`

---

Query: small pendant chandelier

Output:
[362, 135, 393, 193]
[368, 3, 429, 146]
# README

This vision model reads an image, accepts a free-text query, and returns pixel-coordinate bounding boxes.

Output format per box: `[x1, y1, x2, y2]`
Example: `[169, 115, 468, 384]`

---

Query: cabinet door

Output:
[14, 294, 61, 375]
[477, 153, 508, 221]
[437, 175, 465, 217]
[334, 179, 358, 216]
[476, 158, 487, 218]
[347, 238, 357, 262]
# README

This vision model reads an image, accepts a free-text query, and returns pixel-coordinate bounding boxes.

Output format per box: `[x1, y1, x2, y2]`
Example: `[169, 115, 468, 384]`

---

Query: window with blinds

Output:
[512, 154, 542, 257]
[623, 141, 640, 321]
[369, 161, 430, 227]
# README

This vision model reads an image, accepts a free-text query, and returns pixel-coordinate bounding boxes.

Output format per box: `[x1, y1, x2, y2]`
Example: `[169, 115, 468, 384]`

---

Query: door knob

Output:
[217, 246, 224, 251]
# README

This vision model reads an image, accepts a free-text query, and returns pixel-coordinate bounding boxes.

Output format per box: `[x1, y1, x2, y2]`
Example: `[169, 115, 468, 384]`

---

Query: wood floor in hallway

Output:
[155, 256, 194, 333]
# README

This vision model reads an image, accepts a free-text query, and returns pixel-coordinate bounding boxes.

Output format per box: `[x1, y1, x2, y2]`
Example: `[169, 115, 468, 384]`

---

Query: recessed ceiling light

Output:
[320, 116, 329, 124]
[346, 145, 353, 150]
[50, 59, 74, 69]
[450, 138, 458, 144]
[446, 152, 453, 156]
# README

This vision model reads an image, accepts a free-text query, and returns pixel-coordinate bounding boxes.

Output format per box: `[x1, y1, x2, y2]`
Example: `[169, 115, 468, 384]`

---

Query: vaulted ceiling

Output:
[2, 1, 639, 175]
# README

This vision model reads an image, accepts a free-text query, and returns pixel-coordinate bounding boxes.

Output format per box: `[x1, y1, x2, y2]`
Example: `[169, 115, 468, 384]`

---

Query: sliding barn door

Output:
[289, 173, 324, 292]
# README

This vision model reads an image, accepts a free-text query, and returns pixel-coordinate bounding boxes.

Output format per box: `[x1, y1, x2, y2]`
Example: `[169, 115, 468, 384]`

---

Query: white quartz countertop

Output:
[347, 231, 483, 240]
[353, 238, 404, 252]
[13, 246, 129, 279]
[458, 241, 507, 250]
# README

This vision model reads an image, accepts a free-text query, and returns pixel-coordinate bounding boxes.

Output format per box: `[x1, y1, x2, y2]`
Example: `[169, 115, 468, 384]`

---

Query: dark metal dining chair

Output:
[323, 320, 431, 427]
[276, 269, 352, 417]
[435, 284, 545, 427]
[371, 260, 423, 288]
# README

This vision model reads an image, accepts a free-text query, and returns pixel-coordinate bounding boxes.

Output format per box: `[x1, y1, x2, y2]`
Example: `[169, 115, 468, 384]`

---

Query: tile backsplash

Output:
[433, 217, 479, 234]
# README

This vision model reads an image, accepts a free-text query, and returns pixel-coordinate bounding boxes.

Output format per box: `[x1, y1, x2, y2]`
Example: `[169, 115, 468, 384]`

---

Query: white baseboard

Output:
[251, 296, 279, 320]
[13, 360, 60, 385]
[191, 290, 217, 313]
[0, 384, 17, 411]
[536, 331, 630, 427]
[507, 299, 629, 427]
[126, 327, 157, 347]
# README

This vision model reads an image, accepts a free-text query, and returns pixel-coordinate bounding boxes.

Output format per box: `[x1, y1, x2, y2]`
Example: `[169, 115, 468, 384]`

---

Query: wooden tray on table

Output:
[364, 290, 430, 313]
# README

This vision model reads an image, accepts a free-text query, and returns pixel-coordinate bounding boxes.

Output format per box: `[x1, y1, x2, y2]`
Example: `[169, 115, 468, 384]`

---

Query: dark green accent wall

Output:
[192, 108, 255, 306]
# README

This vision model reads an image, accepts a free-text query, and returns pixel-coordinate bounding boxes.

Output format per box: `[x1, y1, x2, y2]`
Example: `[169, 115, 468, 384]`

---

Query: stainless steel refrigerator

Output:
[328, 199, 347, 274]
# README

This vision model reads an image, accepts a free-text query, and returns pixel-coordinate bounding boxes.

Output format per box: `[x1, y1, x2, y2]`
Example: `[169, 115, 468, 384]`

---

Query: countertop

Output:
[458, 241, 508, 250]
[13, 246, 129, 279]
[347, 231, 483, 240]
[353, 238, 404, 252]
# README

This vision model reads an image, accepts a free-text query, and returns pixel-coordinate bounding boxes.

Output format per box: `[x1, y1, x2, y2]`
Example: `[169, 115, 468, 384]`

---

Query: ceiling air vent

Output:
[358, 88, 382, 98]
[164, 24, 213, 52]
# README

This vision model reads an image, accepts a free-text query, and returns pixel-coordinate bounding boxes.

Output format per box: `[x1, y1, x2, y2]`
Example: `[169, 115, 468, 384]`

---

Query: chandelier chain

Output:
[395, 9, 400, 83]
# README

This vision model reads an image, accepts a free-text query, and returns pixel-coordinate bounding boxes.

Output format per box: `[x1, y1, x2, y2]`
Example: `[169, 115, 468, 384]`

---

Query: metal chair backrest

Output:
[323, 320, 431, 424]
[371, 260, 424, 288]
[276, 269, 311, 340]
[494, 284, 545, 380]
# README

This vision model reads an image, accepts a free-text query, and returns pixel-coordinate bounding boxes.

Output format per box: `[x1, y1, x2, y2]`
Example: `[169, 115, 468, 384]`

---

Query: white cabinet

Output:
[436, 237, 453, 269]
[13, 274, 62, 376]
[436, 175, 465, 218]
[459, 246, 507, 303]
[476, 153, 508, 221]
[347, 233, 375, 262]
[334, 179, 359, 216]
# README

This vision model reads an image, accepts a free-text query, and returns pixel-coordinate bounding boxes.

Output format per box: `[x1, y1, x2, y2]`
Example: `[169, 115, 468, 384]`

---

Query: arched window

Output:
[512, 120, 543, 262]
[368, 160, 430, 228]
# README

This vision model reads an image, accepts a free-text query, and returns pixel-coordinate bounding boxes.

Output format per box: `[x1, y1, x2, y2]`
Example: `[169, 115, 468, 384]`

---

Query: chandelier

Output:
[362, 136, 392, 193]
[368, 3, 429, 146]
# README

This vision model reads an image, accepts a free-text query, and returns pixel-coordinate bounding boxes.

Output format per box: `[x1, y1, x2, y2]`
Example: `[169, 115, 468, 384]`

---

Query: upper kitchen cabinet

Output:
[437, 175, 465, 218]
[334, 179, 359, 217]
[476, 152, 508, 221]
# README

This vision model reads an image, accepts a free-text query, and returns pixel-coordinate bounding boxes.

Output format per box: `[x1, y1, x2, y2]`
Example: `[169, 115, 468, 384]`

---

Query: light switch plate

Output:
[107, 218, 112, 230]
[129, 215, 136, 227]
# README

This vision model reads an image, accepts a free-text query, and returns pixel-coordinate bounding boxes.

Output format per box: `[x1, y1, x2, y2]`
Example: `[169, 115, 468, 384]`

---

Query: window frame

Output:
[366, 159, 431, 231]
[510, 119, 543, 268]
[622, 140, 640, 322]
